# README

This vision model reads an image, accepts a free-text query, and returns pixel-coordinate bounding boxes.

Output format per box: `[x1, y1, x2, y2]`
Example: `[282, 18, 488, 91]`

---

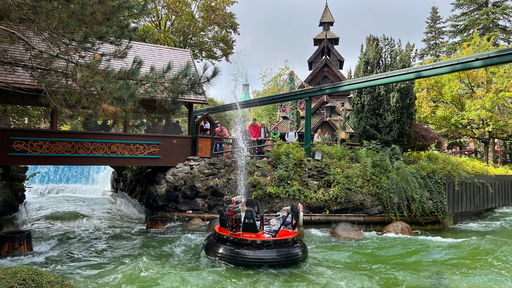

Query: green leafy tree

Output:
[250, 62, 302, 125]
[136, 0, 239, 62]
[419, 6, 448, 60]
[448, 0, 512, 46]
[350, 35, 416, 148]
[0, 0, 219, 131]
[415, 34, 512, 163]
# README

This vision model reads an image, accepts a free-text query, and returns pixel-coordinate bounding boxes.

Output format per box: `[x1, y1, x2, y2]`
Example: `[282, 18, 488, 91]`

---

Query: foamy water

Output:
[2, 168, 511, 287]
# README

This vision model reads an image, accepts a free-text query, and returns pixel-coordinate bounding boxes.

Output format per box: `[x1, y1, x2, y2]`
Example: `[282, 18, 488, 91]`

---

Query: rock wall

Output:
[111, 157, 238, 213]
[0, 166, 28, 217]
[111, 157, 384, 215]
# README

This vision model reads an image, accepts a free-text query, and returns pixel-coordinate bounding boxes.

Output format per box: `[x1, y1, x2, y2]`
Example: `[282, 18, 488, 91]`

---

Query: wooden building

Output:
[272, 3, 353, 142]
[0, 27, 207, 133]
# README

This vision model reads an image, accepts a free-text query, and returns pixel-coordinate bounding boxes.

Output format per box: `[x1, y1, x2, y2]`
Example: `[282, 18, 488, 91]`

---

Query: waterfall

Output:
[27, 166, 112, 186]
[25, 166, 113, 198]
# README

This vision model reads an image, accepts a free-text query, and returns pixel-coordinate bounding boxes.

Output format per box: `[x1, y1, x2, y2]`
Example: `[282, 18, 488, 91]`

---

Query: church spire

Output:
[313, 2, 339, 46]
[319, 2, 335, 29]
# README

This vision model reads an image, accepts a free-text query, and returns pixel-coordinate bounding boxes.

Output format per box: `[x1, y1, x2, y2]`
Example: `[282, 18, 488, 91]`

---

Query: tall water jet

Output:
[229, 71, 250, 200]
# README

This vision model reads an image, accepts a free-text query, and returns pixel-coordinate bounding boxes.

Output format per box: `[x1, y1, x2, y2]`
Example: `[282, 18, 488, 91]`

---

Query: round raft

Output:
[203, 199, 307, 268]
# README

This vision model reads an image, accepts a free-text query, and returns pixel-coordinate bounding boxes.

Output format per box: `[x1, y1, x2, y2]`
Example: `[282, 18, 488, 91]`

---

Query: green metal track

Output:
[194, 47, 512, 116]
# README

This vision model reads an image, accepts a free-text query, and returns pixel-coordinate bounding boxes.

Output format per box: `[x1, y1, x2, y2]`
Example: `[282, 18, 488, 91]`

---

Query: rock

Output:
[207, 218, 219, 232]
[329, 222, 364, 240]
[177, 198, 202, 211]
[181, 185, 199, 199]
[199, 168, 216, 177]
[186, 218, 204, 228]
[187, 156, 200, 161]
[382, 221, 413, 236]
[364, 206, 384, 215]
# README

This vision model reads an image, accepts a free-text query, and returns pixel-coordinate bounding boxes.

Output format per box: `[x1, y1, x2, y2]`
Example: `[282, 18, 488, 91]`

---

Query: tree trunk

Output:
[498, 139, 503, 166]
[484, 141, 489, 164]
[490, 137, 496, 165]
[123, 119, 130, 133]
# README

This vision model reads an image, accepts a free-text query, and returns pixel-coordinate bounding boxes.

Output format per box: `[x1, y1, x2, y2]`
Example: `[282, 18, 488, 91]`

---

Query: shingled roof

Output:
[0, 28, 207, 104]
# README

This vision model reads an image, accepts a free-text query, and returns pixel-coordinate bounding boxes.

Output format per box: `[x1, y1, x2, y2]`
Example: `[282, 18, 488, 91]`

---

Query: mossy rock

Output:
[0, 266, 77, 288]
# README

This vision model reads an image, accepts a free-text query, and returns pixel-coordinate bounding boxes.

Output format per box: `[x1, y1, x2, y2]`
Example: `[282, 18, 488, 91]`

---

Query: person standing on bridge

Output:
[257, 121, 268, 155]
[248, 118, 260, 155]
[214, 121, 229, 157]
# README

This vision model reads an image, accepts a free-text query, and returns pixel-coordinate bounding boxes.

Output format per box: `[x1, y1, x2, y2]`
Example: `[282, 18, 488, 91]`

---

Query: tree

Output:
[415, 34, 512, 163]
[250, 62, 302, 125]
[135, 0, 239, 62]
[350, 35, 416, 148]
[419, 6, 448, 60]
[0, 0, 219, 131]
[448, 0, 512, 46]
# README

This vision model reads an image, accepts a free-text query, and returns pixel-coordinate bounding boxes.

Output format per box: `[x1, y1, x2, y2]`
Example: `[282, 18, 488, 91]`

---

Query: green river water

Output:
[1, 182, 511, 288]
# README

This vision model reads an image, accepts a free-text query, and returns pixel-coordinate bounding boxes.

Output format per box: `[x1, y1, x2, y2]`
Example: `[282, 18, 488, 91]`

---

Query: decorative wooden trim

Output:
[10, 137, 160, 158]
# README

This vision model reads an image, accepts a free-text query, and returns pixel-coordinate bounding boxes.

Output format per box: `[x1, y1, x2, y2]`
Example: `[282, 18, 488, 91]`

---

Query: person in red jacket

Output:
[248, 118, 260, 155]
[248, 118, 260, 139]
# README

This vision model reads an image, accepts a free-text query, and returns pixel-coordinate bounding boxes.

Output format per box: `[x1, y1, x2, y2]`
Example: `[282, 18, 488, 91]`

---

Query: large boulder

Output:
[186, 218, 205, 228]
[382, 221, 413, 236]
[329, 222, 364, 240]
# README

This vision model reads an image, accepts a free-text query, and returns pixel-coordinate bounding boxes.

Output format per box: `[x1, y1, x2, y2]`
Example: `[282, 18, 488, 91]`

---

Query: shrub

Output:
[0, 266, 77, 288]
[404, 151, 512, 176]
[249, 143, 510, 218]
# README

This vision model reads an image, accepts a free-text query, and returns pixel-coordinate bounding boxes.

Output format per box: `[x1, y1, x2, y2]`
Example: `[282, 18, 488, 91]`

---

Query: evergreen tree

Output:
[419, 6, 448, 60]
[350, 35, 416, 148]
[0, 0, 219, 131]
[448, 0, 512, 46]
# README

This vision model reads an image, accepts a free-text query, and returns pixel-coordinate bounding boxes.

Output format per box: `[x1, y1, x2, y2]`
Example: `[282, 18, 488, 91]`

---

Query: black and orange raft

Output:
[203, 198, 308, 267]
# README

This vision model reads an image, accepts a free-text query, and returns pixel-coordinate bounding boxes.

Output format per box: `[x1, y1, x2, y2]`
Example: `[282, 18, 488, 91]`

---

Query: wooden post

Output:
[187, 103, 197, 155]
[146, 215, 172, 230]
[50, 108, 58, 130]
[187, 103, 194, 135]
[304, 97, 312, 157]
[0, 230, 33, 257]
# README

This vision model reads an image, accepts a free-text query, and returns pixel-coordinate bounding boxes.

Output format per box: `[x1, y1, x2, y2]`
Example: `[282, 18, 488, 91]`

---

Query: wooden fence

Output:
[446, 176, 512, 213]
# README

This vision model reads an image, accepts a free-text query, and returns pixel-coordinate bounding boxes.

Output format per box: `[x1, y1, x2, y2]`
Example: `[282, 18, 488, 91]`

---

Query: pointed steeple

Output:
[319, 2, 335, 28]
[306, 2, 346, 86]
[314, 2, 339, 46]
[240, 75, 251, 101]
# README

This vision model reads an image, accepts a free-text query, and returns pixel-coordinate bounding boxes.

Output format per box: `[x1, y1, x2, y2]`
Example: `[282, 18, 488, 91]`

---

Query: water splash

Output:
[228, 67, 250, 200]
[232, 102, 250, 199]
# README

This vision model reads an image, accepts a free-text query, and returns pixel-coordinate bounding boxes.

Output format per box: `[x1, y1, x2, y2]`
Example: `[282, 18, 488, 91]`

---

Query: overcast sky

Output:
[205, 0, 453, 103]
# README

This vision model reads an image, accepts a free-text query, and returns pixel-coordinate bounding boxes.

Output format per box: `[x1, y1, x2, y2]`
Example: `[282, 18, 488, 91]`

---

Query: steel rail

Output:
[193, 47, 512, 116]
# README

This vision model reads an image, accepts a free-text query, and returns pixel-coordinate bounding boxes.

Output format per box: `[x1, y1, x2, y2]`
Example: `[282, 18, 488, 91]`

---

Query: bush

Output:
[0, 266, 77, 288]
[405, 151, 512, 177]
[249, 143, 512, 218]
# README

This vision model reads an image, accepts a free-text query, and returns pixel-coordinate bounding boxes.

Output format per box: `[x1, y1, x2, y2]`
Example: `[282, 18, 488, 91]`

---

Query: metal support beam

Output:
[193, 47, 512, 116]
[304, 98, 312, 157]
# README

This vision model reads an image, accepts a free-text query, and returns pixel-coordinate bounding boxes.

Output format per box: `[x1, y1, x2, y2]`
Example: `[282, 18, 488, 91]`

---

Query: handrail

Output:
[193, 47, 512, 116]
